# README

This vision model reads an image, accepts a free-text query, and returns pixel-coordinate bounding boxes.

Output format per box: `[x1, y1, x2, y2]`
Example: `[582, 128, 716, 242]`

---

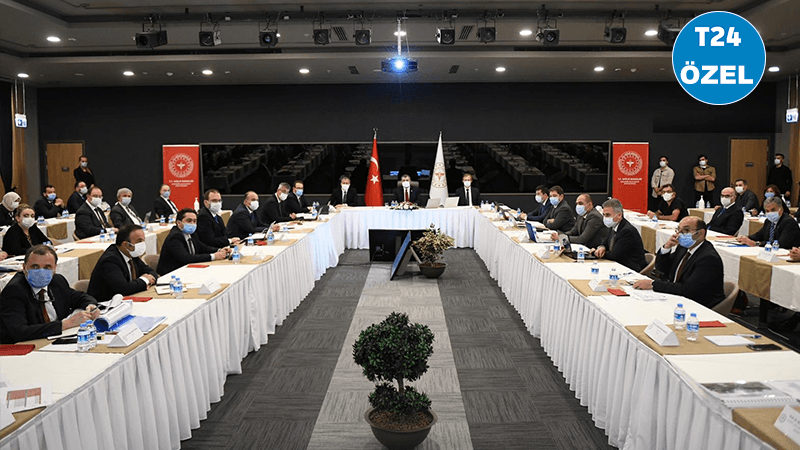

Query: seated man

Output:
[737, 196, 800, 249]
[521, 185, 551, 223]
[392, 174, 419, 204]
[551, 194, 606, 248]
[2, 204, 50, 256]
[0, 245, 99, 343]
[733, 178, 759, 212]
[227, 191, 270, 239]
[647, 184, 688, 222]
[0, 192, 21, 227]
[110, 187, 143, 227]
[152, 184, 179, 222]
[157, 209, 229, 275]
[67, 181, 88, 214]
[594, 198, 647, 272]
[197, 189, 239, 248]
[707, 187, 744, 236]
[75, 186, 114, 239]
[33, 185, 66, 219]
[455, 173, 481, 207]
[328, 176, 359, 206]
[284, 180, 311, 215]
[260, 182, 297, 224]
[88, 224, 158, 300]
[543, 186, 576, 232]
[633, 216, 726, 308]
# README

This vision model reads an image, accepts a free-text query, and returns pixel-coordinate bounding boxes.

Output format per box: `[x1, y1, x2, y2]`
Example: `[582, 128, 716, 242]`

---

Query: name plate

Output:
[644, 319, 679, 347]
[536, 247, 552, 260]
[199, 278, 221, 294]
[757, 250, 779, 262]
[775, 405, 800, 446]
[588, 278, 608, 292]
[106, 322, 144, 348]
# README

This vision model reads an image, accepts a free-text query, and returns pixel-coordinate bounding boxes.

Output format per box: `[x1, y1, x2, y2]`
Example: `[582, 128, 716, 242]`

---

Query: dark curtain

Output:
[0, 82, 12, 191]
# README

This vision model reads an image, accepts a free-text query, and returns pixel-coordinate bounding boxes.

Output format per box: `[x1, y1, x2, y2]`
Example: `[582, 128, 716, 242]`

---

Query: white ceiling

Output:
[1, 0, 799, 86]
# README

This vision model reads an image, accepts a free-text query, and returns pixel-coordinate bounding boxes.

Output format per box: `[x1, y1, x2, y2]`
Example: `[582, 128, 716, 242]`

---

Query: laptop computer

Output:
[524, 222, 538, 242]
[443, 197, 459, 208]
[426, 198, 442, 209]
[560, 235, 599, 260]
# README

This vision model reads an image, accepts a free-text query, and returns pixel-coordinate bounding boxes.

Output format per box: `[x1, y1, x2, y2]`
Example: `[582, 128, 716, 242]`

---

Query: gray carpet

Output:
[180, 249, 614, 450]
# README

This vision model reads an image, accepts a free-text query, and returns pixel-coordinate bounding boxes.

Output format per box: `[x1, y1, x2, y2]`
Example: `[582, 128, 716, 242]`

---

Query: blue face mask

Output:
[47, 193, 56, 201]
[182, 223, 197, 235]
[678, 232, 698, 248]
[162, 191, 171, 199]
[766, 211, 780, 223]
[549, 197, 559, 206]
[603, 216, 616, 228]
[764, 192, 775, 199]
[26, 268, 53, 289]
[295, 190, 303, 197]
[575, 204, 586, 216]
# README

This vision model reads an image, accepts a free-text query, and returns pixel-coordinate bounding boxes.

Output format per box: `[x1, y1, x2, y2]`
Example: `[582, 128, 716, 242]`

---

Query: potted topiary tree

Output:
[412, 224, 455, 278]
[352, 312, 436, 450]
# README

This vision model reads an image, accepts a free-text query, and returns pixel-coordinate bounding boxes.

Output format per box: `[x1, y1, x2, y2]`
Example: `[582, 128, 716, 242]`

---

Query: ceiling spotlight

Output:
[594, 66, 604, 72]
[46, 36, 61, 42]
[199, 30, 221, 47]
[645, 29, 658, 37]
[394, 31, 407, 37]
[768, 66, 780, 72]
[536, 28, 559, 46]
[313, 29, 330, 45]
[477, 27, 496, 43]
[123, 71, 134, 76]
[259, 31, 278, 47]
[519, 29, 533, 36]
[437, 28, 455, 45]
[496, 67, 506, 72]
[657, 22, 681, 46]
[354, 29, 371, 45]
[17, 73, 29, 78]
[202, 69, 213, 75]
[381, 56, 418, 74]
[136, 30, 167, 48]
[299, 68, 310, 74]
[604, 26, 626, 44]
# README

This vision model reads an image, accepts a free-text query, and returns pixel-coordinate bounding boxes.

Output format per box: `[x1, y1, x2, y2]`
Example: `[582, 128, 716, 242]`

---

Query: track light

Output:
[437, 28, 456, 45]
[604, 26, 626, 44]
[354, 29, 371, 45]
[536, 28, 559, 46]
[313, 29, 330, 45]
[477, 27, 496, 43]
[658, 22, 681, 46]
[136, 30, 167, 48]
[259, 31, 278, 47]
[199, 30, 221, 47]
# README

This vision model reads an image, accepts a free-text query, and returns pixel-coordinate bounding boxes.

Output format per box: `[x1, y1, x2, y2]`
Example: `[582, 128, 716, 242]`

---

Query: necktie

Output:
[169, 200, 177, 214]
[675, 250, 691, 282]
[187, 238, 196, 255]
[467, 188, 472, 207]
[126, 206, 141, 223]
[39, 291, 51, 324]
[129, 259, 137, 281]
[609, 229, 617, 251]
[215, 215, 223, 226]
[405, 189, 409, 202]
[343, 190, 346, 203]
[95, 208, 107, 228]
[250, 212, 256, 226]
[769, 223, 776, 242]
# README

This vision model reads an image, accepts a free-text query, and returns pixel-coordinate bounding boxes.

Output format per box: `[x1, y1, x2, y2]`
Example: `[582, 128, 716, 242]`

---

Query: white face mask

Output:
[603, 216, 616, 228]
[209, 202, 222, 215]
[279, 192, 288, 201]
[463, 180, 471, 187]
[80, 161, 88, 168]
[11, 201, 20, 210]
[699, 160, 707, 167]
[662, 192, 674, 201]
[775, 158, 782, 166]
[341, 184, 349, 192]
[735, 186, 745, 194]
[90, 197, 103, 207]
[120, 197, 132, 206]
[659, 161, 667, 168]
[535, 194, 543, 203]
[402, 181, 410, 188]
[720, 197, 732, 207]
[249, 200, 259, 211]
[129, 241, 147, 258]
[79, 187, 88, 195]
[21, 217, 36, 229]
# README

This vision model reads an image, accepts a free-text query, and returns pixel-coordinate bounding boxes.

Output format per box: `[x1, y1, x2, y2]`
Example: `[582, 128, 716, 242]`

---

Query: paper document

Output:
[0, 384, 53, 413]
[768, 381, 800, 401]
[630, 290, 667, 301]
[702, 381, 798, 408]
[131, 316, 166, 334]
[704, 335, 753, 347]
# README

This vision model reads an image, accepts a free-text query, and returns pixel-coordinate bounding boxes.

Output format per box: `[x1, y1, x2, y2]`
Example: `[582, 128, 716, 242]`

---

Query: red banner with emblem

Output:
[162, 144, 200, 210]
[611, 142, 649, 213]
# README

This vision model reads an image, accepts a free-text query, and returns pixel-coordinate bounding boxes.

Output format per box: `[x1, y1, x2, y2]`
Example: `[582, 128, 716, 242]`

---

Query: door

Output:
[46, 142, 85, 201]
[730, 139, 768, 197]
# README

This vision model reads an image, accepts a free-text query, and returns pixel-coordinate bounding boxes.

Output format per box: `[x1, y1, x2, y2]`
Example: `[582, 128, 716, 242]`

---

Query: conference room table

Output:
[1, 206, 798, 450]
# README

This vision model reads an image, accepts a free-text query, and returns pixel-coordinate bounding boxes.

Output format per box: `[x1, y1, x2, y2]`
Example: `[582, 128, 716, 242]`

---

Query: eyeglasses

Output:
[677, 228, 698, 234]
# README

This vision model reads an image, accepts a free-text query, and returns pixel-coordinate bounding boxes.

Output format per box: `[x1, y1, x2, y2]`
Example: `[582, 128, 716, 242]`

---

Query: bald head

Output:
[721, 187, 735, 198]
[677, 216, 706, 245]
[576, 194, 592, 208]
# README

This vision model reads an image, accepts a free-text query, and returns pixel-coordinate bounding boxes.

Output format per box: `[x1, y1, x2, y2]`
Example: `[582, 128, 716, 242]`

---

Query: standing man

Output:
[767, 153, 793, 203]
[67, 181, 88, 214]
[152, 184, 179, 221]
[73, 155, 96, 188]
[650, 156, 675, 210]
[392, 174, 419, 204]
[284, 180, 310, 214]
[33, 185, 66, 219]
[455, 173, 481, 207]
[110, 188, 143, 227]
[693, 154, 716, 206]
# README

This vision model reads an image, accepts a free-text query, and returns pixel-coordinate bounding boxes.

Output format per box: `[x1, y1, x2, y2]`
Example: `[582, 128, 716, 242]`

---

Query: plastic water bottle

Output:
[686, 313, 699, 341]
[108, 229, 115, 242]
[651, 214, 658, 225]
[758, 210, 765, 218]
[168, 215, 175, 224]
[577, 248, 585, 264]
[159, 215, 165, 226]
[516, 207, 522, 217]
[45, 241, 53, 248]
[772, 241, 780, 252]
[673, 303, 686, 330]
[174, 278, 184, 299]
[765, 241, 772, 252]
[591, 262, 600, 276]
[491, 202, 496, 211]
[99, 231, 107, 242]
[706, 200, 711, 208]
[141, 221, 147, 231]
[37, 216, 45, 226]
[169, 275, 177, 297]
[609, 268, 619, 287]
[87, 320, 97, 349]
[697, 196, 705, 209]
[232, 246, 241, 265]
[62, 209, 69, 218]
[77, 322, 90, 352]
[267, 229, 275, 245]
[553, 240, 561, 253]
[247, 234, 254, 246]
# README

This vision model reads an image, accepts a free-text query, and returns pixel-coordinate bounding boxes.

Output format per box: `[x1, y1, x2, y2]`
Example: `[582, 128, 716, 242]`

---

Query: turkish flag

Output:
[364, 134, 383, 206]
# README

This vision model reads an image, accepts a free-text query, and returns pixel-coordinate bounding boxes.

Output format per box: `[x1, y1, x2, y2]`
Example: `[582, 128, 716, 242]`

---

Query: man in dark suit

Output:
[284, 180, 310, 215]
[708, 187, 744, 236]
[152, 184, 179, 222]
[551, 194, 607, 248]
[328, 176, 359, 206]
[392, 174, 419, 204]
[594, 198, 648, 272]
[110, 187, 143, 227]
[734, 179, 759, 212]
[157, 209, 230, 275]
[75, 186, 115, 239]
[67, 181, 88, 214]
[227, 191, 271, 239]
[73, 155, 96, 188]
[197, 189, 239, 248]
[455, 173, 481, 207]
[260, 182, 297, 224]
[33, 185, 66, 219]
[737, 196, 800, 249]
[521, 185, 552, 223]
[0, 245, 99, 343]
[633, 216, 725, 308]
[88, 224, 158, 301]
[543, 185, 576, 233]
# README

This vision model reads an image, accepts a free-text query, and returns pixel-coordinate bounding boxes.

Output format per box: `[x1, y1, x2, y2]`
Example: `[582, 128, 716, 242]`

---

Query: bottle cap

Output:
[690, 312, 697, 317]
[677, 303, 683, 307]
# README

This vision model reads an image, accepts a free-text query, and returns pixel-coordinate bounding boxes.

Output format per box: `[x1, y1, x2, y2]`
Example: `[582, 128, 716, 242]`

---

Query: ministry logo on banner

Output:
[168, 153, 195, 178]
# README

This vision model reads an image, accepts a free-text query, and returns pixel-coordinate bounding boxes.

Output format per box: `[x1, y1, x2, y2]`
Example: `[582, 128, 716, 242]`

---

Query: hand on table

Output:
[633, 279, 653, 290]
[229, 237, 241, 246]
[213, 249, 228, 260]
[0, 251, 6, 261]
[594, 247, 606, 258]
[142, 274, 156, 286]
[646, 211, 656, 219]
[736, 235, 756, 247]
[62, 309, 96, 330]
[789, 247, 800, 262]
[54, 198, 64, 207]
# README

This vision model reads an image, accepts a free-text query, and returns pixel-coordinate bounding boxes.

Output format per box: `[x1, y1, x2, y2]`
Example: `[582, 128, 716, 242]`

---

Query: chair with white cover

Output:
[712, 281, 739, 315]
[640, 253, 656, 276]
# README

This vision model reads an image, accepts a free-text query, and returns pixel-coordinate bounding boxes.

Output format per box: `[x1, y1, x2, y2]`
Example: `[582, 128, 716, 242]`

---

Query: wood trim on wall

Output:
[11, 89, 27, 202]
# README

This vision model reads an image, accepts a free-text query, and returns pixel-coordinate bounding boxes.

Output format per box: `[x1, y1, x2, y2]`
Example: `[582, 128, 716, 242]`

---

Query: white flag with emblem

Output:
[429, 132, 448, 205]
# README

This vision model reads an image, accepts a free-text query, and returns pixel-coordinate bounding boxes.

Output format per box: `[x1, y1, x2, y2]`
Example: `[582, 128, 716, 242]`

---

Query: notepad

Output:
[699, 320, 726, 328]
[704, 335, 753, 347]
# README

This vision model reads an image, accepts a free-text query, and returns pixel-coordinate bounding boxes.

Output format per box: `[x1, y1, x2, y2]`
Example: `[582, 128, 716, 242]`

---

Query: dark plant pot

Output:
[365, 408, 438, 450]
[418, 263, 446, 279]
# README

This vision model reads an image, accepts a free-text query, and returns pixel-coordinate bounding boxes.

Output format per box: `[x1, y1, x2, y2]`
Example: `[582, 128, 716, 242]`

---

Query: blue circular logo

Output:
[672, 11, 765, 105]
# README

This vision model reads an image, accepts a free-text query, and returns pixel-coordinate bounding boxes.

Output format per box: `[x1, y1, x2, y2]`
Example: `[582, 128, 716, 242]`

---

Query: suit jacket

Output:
[33, 197, 65, 219]
[1, 223, 48, 256]
[652, 241, 726, 308]
[599, 218, 648, 272]
[226, 204, 266, 239]
[0, 272, 97, 344]
[75, 202, 111, 239]
[328, 188, 359, 206]
[88, 244, 157, 301]
[455, 186, 481, 206]
[0, 205, 15, 227]
[156, 226, 218, 275]
[747, 213, 800, 249]
[544, 200, 576, 232]
[527, 200, 552, 223]
[152, 197, 179, 221]
[392, 186, 419, 203]
[735, 190, 759, 212]
[284, 192, 308, 215]
[756, 198, 789, 215]
[73, 167, 95, 187]
[67, 192, 85, 214]
[564, 209, 607, 248]
[197, 206, 231, 248]
[259, 195, 293, 223]
[110, 203, 143, 227]
[707, 205, 744, 236]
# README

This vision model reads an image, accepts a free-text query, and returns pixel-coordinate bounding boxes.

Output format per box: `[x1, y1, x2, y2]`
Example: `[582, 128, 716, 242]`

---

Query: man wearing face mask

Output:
[543, 186, 576, 232]
[33, 185, 66, 219]
[392, 174, 419, 204]
[737, 197, 800, 249]
[261, 182, 297, 224]
[88, 224, 158, 300]
[0, 245, 99, 343]
[152, 184, 179, 222]
[110, 188, 143, 227]
[67, 181, 88, 214]
[197, 189, 239, 248]
[733, 179, 759, 213]
[75, 186, 114, 239]
[157, 209, 230, 275]
[767, 153, 793, 201]
[551, 194, 606, 248]
[647, 184, 688, 222]
[633, 216, 725, 307]
[650, 156, 674, 210]
[328, 176, 359, 207]
[593, 198, 647, 272]
[2, 204, 50, 256]
[693, 154, 716, 205]
[73, 155, 95, 188]
[0, 192, 21, 227]
[284, 180, 311, 215]
[227, 191, 274, 239]
[455, 173, 481, 207]
[707, 187, 744, 236]
[520, 186, 552, 222]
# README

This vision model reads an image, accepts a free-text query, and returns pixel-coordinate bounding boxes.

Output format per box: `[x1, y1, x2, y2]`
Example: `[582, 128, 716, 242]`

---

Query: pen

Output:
[734, 333, 761, 339]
